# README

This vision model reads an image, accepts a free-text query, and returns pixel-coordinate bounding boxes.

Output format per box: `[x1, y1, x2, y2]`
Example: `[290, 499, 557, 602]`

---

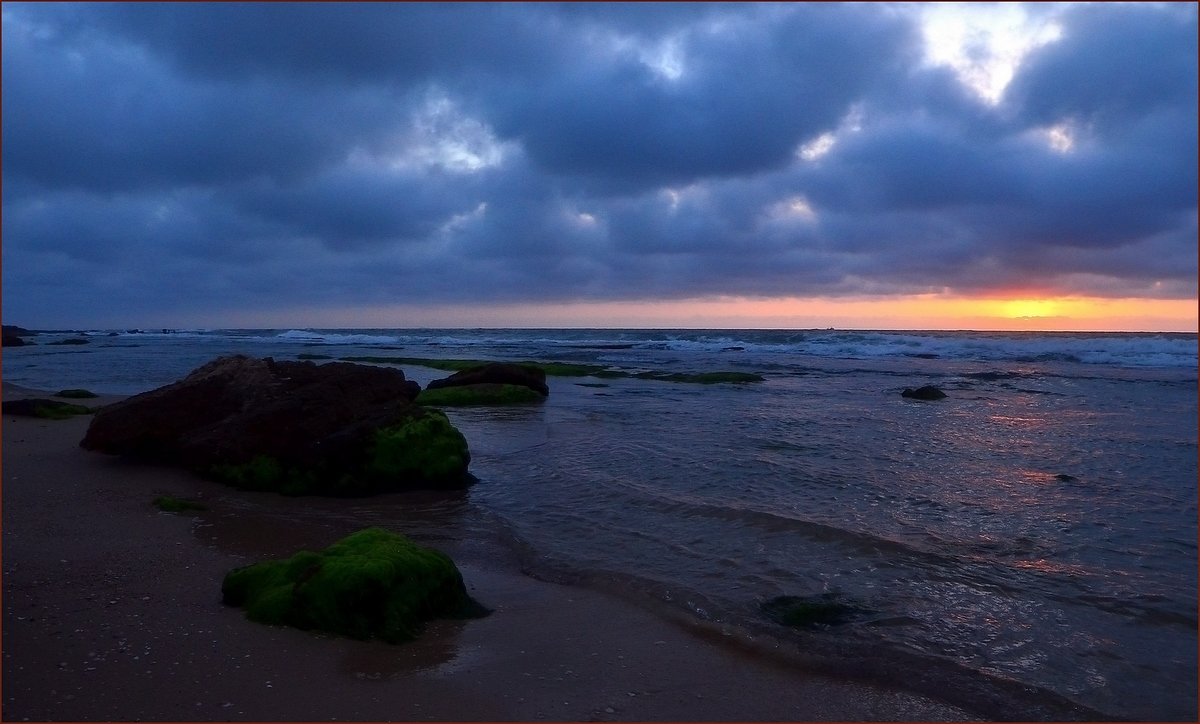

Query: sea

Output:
[4, 327, 1197, 720]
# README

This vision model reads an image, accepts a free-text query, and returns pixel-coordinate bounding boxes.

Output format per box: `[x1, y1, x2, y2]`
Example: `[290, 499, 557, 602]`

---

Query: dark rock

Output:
[1054, 473, 1079, 483]
[2, 325, 36, 337]
[48, 337, 90, 345]
[901, 385, 947, 400]
[3, 398, 93, 419]
[2, 334, 27, 347]
[426, 362, 549, 396]
[761, 593, 867, 628]
[81, 355, 468, 495]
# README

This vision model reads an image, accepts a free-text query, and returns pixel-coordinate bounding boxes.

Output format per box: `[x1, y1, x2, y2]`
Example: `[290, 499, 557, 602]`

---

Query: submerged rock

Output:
[222, 527, 490, 643]
[3, 398, 93, 420]
[761, 593, 866, 628]
[901, 385, 947, 400]
[81, 355, 470, 495]
[426, 362, 550, 396]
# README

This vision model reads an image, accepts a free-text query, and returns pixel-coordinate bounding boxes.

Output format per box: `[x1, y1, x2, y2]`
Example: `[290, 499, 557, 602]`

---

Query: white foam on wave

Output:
[274, 329, 400, 345]
[650, 331, 1197, 369]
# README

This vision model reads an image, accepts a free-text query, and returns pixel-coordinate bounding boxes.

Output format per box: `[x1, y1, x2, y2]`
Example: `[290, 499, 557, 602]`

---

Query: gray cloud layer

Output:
[3, 2, 1196, 324]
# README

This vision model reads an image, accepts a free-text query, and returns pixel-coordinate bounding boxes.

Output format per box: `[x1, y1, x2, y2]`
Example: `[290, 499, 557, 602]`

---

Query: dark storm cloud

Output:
[1, 2, 1196, 326]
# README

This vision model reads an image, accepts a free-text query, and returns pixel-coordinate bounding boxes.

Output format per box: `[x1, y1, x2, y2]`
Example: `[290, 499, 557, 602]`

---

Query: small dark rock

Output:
[761, 593, 866, 628]
[4, 399, 92, 419]
[1054, 473, 1079, 483]
[48, 338, 90, 346]
[901, 385, 947, 400]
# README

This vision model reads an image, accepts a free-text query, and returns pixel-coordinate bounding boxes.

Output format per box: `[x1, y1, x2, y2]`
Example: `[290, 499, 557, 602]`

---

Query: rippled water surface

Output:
[5, 328, 1197, 719]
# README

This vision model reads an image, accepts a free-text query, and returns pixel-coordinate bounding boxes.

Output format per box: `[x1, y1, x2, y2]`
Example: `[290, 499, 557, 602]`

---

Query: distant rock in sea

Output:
[901, 385, 947, 400]
[2, 324, 35, 346]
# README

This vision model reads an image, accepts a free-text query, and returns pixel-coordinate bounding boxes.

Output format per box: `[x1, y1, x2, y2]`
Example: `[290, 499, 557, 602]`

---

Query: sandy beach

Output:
[3, 382, 984, 721]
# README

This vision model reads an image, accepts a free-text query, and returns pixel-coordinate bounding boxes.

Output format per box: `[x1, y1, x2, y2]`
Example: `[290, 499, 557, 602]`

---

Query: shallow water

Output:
[5, 327, 1197, 719]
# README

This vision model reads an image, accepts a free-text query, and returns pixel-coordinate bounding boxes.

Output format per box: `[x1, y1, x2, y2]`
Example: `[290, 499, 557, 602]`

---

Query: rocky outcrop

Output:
[2, 325, 33, 346]
[901, 385, 947, 400]
[81, 355, 470, 495]
[426, 362, 550, 396]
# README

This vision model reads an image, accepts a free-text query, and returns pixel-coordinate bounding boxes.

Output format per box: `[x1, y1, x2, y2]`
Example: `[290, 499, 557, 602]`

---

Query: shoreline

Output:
[0, 380, 1096, 721]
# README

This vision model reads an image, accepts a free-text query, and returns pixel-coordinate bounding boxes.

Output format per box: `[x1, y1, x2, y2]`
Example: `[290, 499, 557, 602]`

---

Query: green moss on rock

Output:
[221, 527, 489, 642]
[2, 398, 93, 419]
[209, 455, 286, 491]
[54, 388, 99, 399]
[367, 411, 469, 484]
[417, 383, 545, 407]
[153, 496, 208, 513]
[339, 356, 612, 378]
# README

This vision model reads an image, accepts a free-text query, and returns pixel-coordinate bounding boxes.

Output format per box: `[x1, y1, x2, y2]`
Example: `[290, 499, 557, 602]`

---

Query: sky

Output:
[2, 2, 1197, 332]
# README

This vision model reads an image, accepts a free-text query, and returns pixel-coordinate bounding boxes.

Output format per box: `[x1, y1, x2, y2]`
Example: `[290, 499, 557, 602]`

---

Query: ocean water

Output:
[4, 327, 1197, 719]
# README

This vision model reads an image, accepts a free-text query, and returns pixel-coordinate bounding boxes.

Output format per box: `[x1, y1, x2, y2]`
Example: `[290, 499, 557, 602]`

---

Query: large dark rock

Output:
[426, 362, 549, 396]
[2, 325, 34, 346]
[901, 385, 947, 400]
[81, 355, 470, 495]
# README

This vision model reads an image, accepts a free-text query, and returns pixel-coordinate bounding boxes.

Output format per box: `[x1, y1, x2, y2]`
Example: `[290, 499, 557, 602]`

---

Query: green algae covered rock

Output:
[417, 383, 545, 407]
[222, 528, 489, 643]
[366, 410, 470, 484]
[3, 398, 93, 420]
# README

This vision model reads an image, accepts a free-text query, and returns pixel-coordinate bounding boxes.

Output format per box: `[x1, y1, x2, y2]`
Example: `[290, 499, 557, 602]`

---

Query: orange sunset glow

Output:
[235, 294, 1198, 333]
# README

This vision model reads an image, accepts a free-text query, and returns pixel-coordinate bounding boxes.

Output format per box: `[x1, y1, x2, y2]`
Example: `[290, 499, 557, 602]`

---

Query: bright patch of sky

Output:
[767, 195, 818, 224]
[919, 2, 1064, 104]
[389, 94, 514, 173]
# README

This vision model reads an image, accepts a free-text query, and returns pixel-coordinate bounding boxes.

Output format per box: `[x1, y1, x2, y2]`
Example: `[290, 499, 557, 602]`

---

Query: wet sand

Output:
[2, 383, 979, 721]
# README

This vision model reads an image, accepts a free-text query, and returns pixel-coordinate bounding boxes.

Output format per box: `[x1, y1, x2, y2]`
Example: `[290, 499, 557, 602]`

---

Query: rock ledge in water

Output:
[426, 362, 550, 396]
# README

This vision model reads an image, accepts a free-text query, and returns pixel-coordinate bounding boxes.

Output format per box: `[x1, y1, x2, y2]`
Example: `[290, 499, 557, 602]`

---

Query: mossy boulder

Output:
[222, 527, 489, 643]
[417, 383, 545, 407]
[3, 398, 92, 420]
[82, 355, 471, 495]
[426, 362, 550, 396]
